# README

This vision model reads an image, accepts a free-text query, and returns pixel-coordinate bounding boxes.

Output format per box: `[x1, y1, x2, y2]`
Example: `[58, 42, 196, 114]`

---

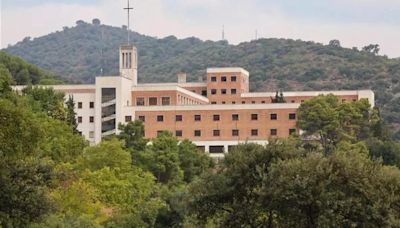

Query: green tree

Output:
[66, 95, 78, 133]
[118, 120, 148, 152]
[0, 64, 12, 96]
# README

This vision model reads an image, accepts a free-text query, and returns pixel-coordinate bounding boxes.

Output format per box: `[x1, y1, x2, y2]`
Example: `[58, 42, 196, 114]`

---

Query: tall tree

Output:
[65, 95, 78, 133]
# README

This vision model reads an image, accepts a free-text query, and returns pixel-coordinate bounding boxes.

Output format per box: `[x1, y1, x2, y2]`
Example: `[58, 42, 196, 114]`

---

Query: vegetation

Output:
[3, 21, 400, 139]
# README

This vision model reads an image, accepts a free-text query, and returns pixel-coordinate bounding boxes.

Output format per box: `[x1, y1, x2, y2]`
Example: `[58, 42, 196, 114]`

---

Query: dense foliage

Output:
[3, 20, 400, 139]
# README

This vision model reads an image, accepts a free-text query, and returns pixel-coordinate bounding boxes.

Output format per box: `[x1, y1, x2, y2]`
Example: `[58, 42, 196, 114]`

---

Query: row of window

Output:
[140, 113, 296, 122]
[77, 101, 95, 109]
[77, 116, 94, 123]
[210, 88, 237, 95]
[136, 97, 171, 106]
[158, 128, 297, 137]
[210, 76, 237, 82]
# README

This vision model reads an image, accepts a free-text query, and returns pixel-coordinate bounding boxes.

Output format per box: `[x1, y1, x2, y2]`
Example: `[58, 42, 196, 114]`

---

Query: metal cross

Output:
[124, 0, 133, 44]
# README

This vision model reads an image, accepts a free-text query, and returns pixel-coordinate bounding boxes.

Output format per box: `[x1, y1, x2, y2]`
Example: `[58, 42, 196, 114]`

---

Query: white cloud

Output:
[1, 0, 399, 57]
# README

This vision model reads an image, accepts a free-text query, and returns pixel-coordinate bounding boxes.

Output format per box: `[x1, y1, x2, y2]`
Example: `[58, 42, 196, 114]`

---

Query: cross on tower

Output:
[124, 0, 134, 44]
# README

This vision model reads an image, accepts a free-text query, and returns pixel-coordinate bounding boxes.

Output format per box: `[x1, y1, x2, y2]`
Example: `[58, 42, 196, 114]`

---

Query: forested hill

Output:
[3, 19, 400, 138]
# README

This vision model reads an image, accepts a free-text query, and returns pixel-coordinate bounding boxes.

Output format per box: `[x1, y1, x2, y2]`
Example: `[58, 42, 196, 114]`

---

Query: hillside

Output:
[3, 20, 400, 139]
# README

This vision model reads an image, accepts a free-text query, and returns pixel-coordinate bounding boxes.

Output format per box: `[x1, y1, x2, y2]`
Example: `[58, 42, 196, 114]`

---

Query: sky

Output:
[1, 0, 400, 58]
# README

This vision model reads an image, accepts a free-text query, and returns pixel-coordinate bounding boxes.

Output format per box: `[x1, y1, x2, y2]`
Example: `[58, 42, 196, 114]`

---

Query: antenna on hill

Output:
[255, 29, 258, 40]
[124, 0, 134, 45]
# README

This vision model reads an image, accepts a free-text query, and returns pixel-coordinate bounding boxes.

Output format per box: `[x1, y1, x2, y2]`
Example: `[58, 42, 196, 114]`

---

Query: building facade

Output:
[14, 45, 375, 158]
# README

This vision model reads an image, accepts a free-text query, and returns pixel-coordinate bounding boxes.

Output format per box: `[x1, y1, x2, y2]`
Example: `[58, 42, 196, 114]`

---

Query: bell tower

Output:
[119, 45, 137, 85]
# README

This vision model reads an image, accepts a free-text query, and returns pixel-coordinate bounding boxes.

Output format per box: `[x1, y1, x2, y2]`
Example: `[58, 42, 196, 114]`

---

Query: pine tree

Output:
[66, 95, 78, 133]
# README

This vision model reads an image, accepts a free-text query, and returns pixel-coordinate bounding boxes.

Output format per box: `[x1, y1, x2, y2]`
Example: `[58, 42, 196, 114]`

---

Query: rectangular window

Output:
[138, 116, 145, 122]
[291, 100, 295, 103]
[232, 101, 236, 104]
[176, 130, 183, 137]
[222, 101, 226, 104]
[157, 115, 164, 122]
[202, 90, 207, 96]
[78, 116, 82, 123]
[231, 76, 237, 82]
[252, 101, 256, 104]
[261, 101, 266, 104]
[162, 97, 170, 106]
[211, 102, 217, 104]
[125, 116, 132, 122]
[176, 115, 183, 122]
[270, 113, 278, 120]
[90, 116, 94, 123]
[232, 114, 239, 121]
[89, 131, 95, 138]
[232, 129, 239, 136]
[211, 76, 217, 82]
[149, 97, 158, 106]
[194, 130, 201, 137]
[213, 130, 220, 136]
[211, 89, 217, 95]
[251, 129, 258, 136]
[136, 97, 145, 106]
[270, 129, 278, 136]
[157, 131, 164, 136]
[251, 113, 258, 120]
[89, 102, 94, 108]
[289, 128, 297, 135]
[78, 102, 82, 109]
[194, 115, 201, 121]
[221, 89, 227, 95]
[289, 113, 296, 120]
[221, 76, 227, 82]
[231, 89, 237, 95]
[213, 115, 220, 121]
[242, 101, 246, 104]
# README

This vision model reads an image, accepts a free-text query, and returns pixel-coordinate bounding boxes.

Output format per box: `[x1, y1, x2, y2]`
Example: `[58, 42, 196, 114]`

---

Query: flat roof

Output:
[207, 67, 249, 76]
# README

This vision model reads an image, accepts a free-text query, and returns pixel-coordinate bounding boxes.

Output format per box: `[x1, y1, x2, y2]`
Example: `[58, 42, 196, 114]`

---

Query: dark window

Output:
[157, 131, 164, 136]
[213, 115, 220, 121]
[211, 102, 217, 104]
[289, 113, 296, 120]
[252, 101, 256, 104]
[138, 116, 145, 122]
[231, 76, 237, 82]
[194, 130, 201, 137]
[194, 115, 201, 121]
[176, 115, 183, 122]
[213, 130, 220, 136]
[162, 97, 170, 106]
[242, 101, 246, 104]
[251, 129, 258, 136]
[232, 129, 239, 136]
[270, 129, 278, 136]
[90, 102, 94, 108]
[78, 102, 82, 109]
[231, 89, 237, 95]
[221, 76, 227, 82]
[211, 89, 217, 95]
[90, 116, 94, 123]
[270, 113, 278, 120]
[222, 101, 226, 104]
[291, 100, 295, 103]
[157, 115, 164, 122]
[232, 114, 239, 121]
[78, 116, 82, 123]
[221, 89, 227, 94]
[125, 116, 131, 122]
[251, 114, 258, 120]
[289, 128, 297, 135]
[261, 101, 266, 104]
[209, 146, 224, 154]
[176, 130, 183, 137]
[232, 101, 236, 104]
[149, 97, 158, 106]
[136, 97, 145, 106]
[202, 90, 207, 96]
[211, 76, 217, 82]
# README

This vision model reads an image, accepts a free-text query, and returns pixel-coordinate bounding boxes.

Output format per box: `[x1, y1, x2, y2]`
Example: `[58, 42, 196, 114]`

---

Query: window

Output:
[211, 102, 217, 104]
[211, 76, 217, 82]
[136, 97, 145, 106]
[202, 90, 207, 96]
[213, 130, 220, 136]
[289, 128, 297, 135]
[289, 113, 296, 120]
[90, 102, 94, 108]
[162, 97, 170, 106]
[149, 97, 158, 106]
[222, 101, 226, 104]
[232, 129, 239, 136]
[301, 100, 305, 103]
[157, 115, 164, 122]
[194, 115, 201, 121]
[231, 89, 237, 95]
[251, 114, 258, 120]
[221, 76, 227, 82]
[231, 76, 237, 82]
[176, 115, 183, 122]
[213, 115, 220, 121]
[89, 131, 95, 138]
[78, 116, 82, 123]
[176, 130, 183, 137]
[242, 101, 246, 104]
[270, 113, 278, 120]
[125, 116, 132, 122]
[90, 116, 94, 123]
[270, 129, 278, 136]
[221, 89, 227, 95]
[78, 102, 82, 109]
[232, 101, 236, 104]
[251, 129, 258, 136]
[232, 114, 239, 121]
[138, 116, 145, 122]
[194, 130, 201, 137]
[252, 101, 256, 104]
[211, 89, 217, 95]
[157, 131, 164, 136]
[342, 99, 346, 103]
[261, 101, 266, 104]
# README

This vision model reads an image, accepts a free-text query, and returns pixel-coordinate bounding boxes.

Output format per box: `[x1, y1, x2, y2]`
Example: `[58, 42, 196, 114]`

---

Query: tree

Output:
[66, 95, 78, 133]
[362, 44, 380, 55]
[92, 18, 101, 25]
[118, 120, 148, 152]
[271, 90, 285, 103]
[0, 64, 12, 96]
[328, 39, 341, 48]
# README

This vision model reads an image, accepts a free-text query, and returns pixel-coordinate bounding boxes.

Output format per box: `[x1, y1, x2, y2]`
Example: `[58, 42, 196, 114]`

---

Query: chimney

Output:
[177, 72, 187, 83]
